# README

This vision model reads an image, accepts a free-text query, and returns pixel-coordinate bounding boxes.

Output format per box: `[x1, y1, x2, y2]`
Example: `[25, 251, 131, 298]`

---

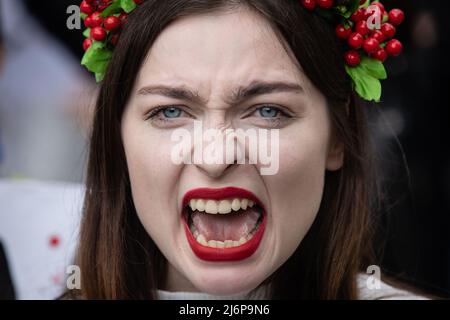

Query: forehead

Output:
[135, 8, 304, 91]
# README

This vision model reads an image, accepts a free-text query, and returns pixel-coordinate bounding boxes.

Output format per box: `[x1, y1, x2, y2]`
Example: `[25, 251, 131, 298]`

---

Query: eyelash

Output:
[245, 105, 294, 128]
[144, 106, 189, 123]
[248, 105, 292, 119]
[145, 105, 293, 125]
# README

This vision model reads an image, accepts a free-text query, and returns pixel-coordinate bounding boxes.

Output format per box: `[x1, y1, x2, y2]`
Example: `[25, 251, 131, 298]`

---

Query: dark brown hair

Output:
[74, 0, 378, 299]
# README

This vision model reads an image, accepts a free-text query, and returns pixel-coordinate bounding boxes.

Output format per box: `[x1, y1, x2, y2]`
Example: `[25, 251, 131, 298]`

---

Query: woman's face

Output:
[122, 9, 343, 295]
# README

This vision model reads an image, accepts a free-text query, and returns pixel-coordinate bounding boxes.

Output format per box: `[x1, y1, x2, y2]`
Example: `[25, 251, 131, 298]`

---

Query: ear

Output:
[326, 138, 344, 171]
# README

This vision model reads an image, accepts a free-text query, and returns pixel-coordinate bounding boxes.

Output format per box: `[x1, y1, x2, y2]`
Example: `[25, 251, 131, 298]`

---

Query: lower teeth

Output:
[190, 222, 260, 248]
[187, 206, 262, 248]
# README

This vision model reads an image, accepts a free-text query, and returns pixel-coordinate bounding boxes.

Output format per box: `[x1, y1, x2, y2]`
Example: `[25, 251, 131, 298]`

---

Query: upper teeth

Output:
[188, 198, 255, 214]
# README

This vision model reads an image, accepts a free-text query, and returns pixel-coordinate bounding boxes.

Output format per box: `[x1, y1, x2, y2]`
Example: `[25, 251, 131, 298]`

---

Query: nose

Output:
[195, 161, 236, 179]
[192, 120, 242, 179]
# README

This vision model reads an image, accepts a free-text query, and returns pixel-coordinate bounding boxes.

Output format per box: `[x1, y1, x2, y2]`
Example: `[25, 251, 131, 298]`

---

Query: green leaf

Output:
[345, 56, 387, 102]
[339, 11, 351, 19]
[335, 5, 348, 15]
[81, 41, 113, 83]
[95, 72, 105, 82]
[80, 13, 87, 20]
[83, 28, 91, 38]
[334, 0, 361, 19]
[120, 0, 137, 13]
[100, 0, 123, 17]
[359, 56, 387, 80]
[343, 20, 352, 29]
[359, 0, 370, 9]
[346, 65, 382, 102]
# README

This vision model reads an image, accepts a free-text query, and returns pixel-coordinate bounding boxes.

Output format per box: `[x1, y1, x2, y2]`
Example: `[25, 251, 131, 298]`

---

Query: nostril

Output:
[195, 162, 235, 179]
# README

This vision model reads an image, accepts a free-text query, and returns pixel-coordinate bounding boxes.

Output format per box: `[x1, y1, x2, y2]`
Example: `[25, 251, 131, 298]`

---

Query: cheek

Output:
[265, 123, 329, 252]
[122, 122, 181, 246]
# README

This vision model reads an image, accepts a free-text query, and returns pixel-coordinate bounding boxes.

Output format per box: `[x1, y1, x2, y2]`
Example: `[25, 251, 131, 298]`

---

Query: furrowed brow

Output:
[137, 81, 303, 106]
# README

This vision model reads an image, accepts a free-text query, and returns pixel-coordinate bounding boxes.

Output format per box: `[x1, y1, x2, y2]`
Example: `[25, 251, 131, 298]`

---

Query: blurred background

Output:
[0, 0, 448, 299]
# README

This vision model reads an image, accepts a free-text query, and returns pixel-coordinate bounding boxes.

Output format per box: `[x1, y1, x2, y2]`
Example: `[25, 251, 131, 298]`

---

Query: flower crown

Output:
[80, 0, 404, 102]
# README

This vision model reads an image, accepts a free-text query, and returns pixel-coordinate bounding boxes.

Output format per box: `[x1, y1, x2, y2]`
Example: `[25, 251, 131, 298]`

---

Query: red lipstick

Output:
[182, 187, 266, 262]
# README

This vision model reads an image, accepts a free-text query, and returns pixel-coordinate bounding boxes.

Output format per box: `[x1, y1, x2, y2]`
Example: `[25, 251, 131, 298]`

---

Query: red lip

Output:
[182, 187, 266, 262]
[182, 187, 263, 208]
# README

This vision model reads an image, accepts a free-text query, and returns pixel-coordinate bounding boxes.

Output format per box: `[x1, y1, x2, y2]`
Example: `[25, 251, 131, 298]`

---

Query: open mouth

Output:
[182, 187, 266, 262]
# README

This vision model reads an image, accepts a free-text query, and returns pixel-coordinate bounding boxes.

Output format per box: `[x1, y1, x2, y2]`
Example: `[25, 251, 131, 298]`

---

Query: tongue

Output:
[191, 208, 260, 241]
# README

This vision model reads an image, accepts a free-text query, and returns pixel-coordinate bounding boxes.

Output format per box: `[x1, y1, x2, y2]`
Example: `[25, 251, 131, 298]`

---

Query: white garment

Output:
[157, 274, 428, 300]
[157, 290, 252, 300]
[356, 273, 427, 300]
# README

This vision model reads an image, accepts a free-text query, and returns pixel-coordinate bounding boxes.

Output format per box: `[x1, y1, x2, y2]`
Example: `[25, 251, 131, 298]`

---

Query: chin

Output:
[187, 263, 267, 296]
[178, 233, 273, 296]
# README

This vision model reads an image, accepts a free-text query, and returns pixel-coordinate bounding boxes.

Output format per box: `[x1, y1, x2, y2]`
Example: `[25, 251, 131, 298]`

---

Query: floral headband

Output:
[80, 0, 404, 102]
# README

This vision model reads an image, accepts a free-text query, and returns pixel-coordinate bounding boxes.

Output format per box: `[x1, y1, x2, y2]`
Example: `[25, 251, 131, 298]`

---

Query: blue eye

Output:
[162, 107, 182, 118]
[258, 106, 280, 118]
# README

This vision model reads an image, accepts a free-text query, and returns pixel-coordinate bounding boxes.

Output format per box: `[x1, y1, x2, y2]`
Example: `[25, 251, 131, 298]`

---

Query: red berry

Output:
[316, 0, 334, 9]
[363, 7, 373, 20]
[381, 23, 396, 39]
[351, 9, 365, 22]
[90, 26, 107, 41]
[85, 1, 95, 7]
[83, 38, 93, 51]
[372, 48, 388, 62]
[98, 4, 109, 11]
[348, 32, 364, 49]
[365, 5, 383, 23]
[133, 0, 144, 4]
[88, 12, 103, 28]
[371, 2, 385, 13]
[104, 16, 121, 31]
[335, 24, 352, 39]
[356, 20, 370, 36]
[385, 39, 403, 56]
[80, 1, 95, 15]
[371, 30, 385, 43]
[119, 13, 128, 26]
[111, 34, 120, 46]
[97, 0, 112, 11]
[84, 15, 93, 28]
[389, 9, 405, 26]
[301, 0, 316, 11]
[363, 37, 380, 54]
[345, 50, 361, 66]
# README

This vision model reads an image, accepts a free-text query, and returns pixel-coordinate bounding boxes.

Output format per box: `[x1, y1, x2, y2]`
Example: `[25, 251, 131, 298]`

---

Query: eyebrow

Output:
[136, 81, 304, 105]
